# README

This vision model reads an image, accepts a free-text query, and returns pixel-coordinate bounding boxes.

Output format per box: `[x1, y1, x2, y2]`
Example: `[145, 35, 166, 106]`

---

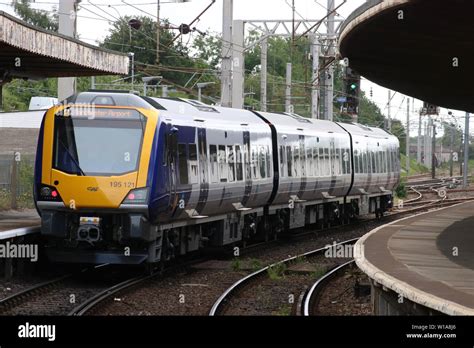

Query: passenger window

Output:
[300, 145, 306, 177]
[381, 151, 384, 173]
[266, 146, 271, 178]
[219, 145, 227, 182]
[252, 146, 259, 179]
[210, 145, 218, 183]
[324, 148, 330, 176]
[354, 150, 360, 174]
[336, 148, 341, 175]
[280, 146, 286, 178]
[313, 147, 319, 177]
[371, 151, 376, 173]
[307, 147, 313, 177]
[235, 145, 243, 181]
[345, 149, 350, 174]
[287, 146, 293, 177]
[244, 144, 251, 181]
[188, 144, 198, 184]
[363, 152, 367, 174]
[228, 145, 235, 182]
[178, 143, 188, 185]
[259, 146, 266, 179]
[391, 149, 395, 173]
[293, 146, 300, 177]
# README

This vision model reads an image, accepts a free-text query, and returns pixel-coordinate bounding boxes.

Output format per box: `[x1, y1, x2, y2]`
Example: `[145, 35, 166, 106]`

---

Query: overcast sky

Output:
[0, 0, 470, 136]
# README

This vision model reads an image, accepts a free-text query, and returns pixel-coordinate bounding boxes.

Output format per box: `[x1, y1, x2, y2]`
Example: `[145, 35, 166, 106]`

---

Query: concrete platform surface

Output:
[0, 209, 40, 233]
[355, 201, 474, 315]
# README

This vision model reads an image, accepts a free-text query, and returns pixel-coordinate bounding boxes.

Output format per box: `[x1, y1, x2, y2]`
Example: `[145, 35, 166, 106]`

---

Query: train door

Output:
[297, 135, 307, 198]
[241, 130, 252, 207]
[330, 139, 336, 176]
[299, 136, 306, 178]
[196, 127, 209, 214]
[166, 125, 179, 211]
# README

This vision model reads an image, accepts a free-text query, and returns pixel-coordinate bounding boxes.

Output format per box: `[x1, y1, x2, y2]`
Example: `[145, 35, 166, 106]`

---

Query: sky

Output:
[0, 0, 470, 138]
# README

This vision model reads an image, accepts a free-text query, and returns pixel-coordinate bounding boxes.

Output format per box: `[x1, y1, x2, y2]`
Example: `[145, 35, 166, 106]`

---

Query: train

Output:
[33, 91, 400, 265]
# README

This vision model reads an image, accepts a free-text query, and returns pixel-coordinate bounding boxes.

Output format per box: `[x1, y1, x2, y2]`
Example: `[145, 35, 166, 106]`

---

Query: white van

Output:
[28, 97, 58, 111]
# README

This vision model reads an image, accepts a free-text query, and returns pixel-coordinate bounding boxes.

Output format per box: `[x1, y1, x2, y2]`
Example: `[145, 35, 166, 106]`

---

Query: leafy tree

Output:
[193, 33, 222, 69]
[12, 0, 58, 31]
[441, 122, 462, 149]
[100, 16, 213, 88]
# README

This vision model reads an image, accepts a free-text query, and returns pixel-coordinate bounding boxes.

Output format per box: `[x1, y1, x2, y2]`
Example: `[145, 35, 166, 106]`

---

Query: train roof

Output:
[64, 93, 395, 141]
[258, 111, 348, 136]
[337, 122, 396, 140]
[151, 97, 270, 128]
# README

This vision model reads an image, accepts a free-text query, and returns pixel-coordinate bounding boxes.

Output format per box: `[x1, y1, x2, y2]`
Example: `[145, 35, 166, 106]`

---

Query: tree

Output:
[101, 16, 213, 88]
[12, 0, 58, 31]
[192, 33, 222, 69]
[441, 122, 462, 149]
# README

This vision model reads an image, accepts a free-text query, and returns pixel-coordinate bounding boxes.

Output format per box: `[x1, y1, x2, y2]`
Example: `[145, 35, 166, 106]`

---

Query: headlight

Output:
[122, 188, 149, 204]
[38, 184, 62, 202]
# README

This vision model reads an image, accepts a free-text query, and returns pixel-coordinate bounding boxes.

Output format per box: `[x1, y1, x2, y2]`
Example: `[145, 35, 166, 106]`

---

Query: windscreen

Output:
[53, 108, 146, 176]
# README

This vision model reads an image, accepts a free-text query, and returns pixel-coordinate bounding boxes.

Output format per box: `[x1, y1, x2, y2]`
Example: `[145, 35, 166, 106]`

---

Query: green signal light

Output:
[350, 83, 357, 90]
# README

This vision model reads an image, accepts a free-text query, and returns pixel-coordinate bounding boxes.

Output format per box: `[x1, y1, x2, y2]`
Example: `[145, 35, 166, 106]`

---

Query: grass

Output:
[274, 305, 292, 316]
[293, 255, 307, 265]
[248, 258, 263, 272]
[0, 161, 35, 211]
[401, 154, 430, 177]
[0, 189, 35, 211]
[231, 258, 242, 271]
[310, 266, 326, 280]
[267, 263, 287, 280]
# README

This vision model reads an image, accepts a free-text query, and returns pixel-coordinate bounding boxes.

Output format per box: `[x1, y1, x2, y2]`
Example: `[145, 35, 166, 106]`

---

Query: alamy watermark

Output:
[324, 242, 364, 259]
[0, 242, 38, 262]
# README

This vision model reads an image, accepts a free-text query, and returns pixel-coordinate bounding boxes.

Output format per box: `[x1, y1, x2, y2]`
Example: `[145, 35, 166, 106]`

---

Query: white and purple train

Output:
[34, 92, 400, 264]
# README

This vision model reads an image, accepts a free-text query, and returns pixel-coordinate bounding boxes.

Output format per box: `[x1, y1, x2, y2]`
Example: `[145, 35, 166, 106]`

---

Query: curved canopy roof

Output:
[0, 11, 128, 83]
[339, 0, 474, 112]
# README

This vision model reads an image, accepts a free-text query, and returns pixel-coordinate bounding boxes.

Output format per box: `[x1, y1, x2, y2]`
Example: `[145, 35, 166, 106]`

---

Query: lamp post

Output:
[197, 82, 215, 102]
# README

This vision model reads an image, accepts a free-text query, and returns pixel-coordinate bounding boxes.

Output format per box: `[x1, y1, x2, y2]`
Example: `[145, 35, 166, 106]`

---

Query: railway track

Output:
[210, 197, 474, 316]
[0, 264, 144, 316]
[301, 260, 356, 316]
[1, 196, 472, 316]
[209, 238, 358, 316]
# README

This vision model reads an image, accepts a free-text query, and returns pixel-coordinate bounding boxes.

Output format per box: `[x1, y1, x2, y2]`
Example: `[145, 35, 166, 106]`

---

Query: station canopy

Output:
[339, 0, 474, 113]
[0, 10, 129, 83]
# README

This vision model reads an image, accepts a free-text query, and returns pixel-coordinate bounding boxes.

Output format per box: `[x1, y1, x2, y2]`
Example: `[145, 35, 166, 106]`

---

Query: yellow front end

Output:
[36, 98, 160, 265]
[39, 104, 158, 210]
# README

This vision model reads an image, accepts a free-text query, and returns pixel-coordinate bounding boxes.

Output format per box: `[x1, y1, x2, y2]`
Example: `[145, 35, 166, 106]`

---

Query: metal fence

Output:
[0, 153, 35, 210]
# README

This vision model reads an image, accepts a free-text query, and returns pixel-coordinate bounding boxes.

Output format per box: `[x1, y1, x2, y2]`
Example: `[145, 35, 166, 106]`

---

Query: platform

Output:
[355, 201, 474, 315]
[0, 209, 40, 238]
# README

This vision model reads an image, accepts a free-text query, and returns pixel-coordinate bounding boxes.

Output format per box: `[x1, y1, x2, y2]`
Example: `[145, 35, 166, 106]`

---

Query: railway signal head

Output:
[344, 66, 361, 115]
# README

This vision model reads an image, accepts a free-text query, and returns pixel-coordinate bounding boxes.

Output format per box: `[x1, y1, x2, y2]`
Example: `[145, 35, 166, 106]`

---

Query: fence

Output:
[0, 153, 35, 210]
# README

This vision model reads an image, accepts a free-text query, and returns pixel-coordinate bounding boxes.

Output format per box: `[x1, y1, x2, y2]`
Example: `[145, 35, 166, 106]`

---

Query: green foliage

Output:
[231, 258, 241, 271]
[192, 34, 222, 69]
[310, 266, 326, 280]
[0, 159, 35, 211]
[267, 263, 287, 280]
[274, 305, 292, 316]
[100, 16, 217, 90]
[2, 79, 57, 111]
[249, 258, 263, 272]
[441, 122, 462, 149]
[395, 180, 407, 198]
[12, 0, 58, 31]
[401, 154, 429, 176]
